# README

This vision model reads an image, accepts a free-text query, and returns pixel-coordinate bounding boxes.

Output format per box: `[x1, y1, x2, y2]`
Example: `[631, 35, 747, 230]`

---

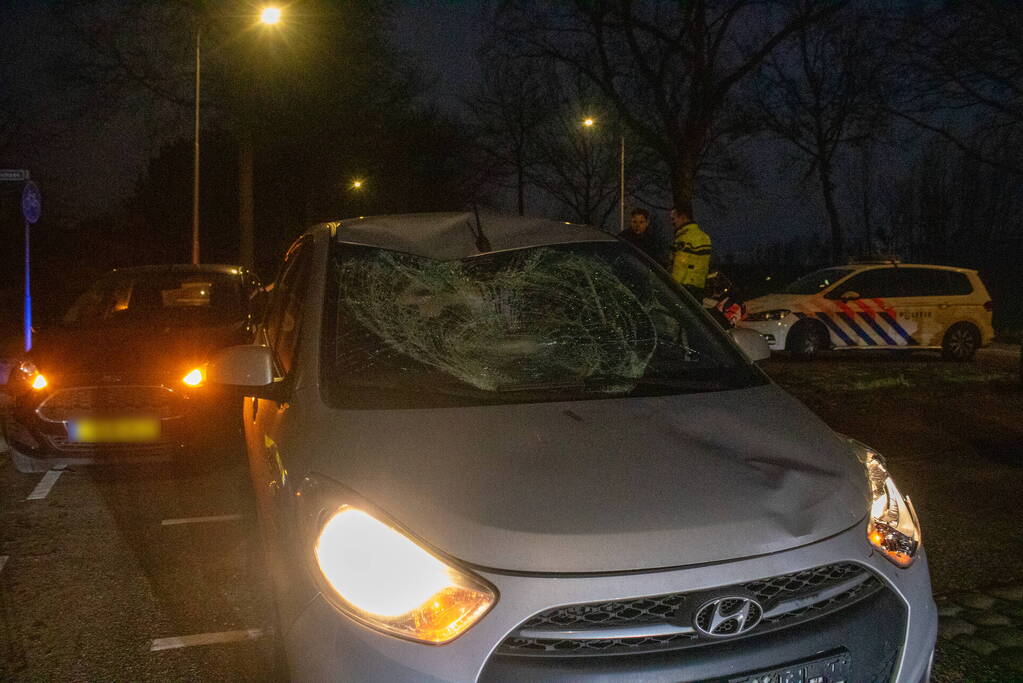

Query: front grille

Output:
[36, 385, 185, 422]
[499, 562, 883, 656]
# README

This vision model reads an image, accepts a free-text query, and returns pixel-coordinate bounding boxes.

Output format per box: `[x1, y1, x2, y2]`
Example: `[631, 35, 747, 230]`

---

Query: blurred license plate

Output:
[729, 650, 851, 683]
[68, 418, 161, 443]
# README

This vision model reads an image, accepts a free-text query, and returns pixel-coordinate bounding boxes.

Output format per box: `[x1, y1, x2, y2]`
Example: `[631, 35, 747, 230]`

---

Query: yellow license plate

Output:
[68, 418, 161, 443]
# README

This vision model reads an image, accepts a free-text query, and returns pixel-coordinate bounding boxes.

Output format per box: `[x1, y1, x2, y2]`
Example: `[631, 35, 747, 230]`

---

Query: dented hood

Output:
[302, 384, 870, 573]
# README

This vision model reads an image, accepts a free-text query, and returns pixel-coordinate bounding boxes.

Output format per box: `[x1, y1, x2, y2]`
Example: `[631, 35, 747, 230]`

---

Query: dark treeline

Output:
[2, 1, 1023, 330]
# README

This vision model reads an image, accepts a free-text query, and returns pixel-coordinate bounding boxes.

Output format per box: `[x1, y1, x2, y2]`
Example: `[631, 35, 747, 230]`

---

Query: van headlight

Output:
[844, 436, 921, 567]
[300, 478, 496, 644]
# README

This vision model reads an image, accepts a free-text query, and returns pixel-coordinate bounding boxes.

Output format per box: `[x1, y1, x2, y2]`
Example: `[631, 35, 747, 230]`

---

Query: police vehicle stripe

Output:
[856, 313, 897, 345]
[836, 313, 877, 345]
[878, 312, 919, 346]
[815, 313, 856, 346]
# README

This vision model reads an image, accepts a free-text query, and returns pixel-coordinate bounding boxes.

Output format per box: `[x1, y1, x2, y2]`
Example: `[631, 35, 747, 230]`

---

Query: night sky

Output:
[1, 0, 824, 263]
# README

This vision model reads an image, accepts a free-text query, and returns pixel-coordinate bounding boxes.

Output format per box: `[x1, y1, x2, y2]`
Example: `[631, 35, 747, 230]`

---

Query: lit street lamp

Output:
[192, 6, 283, 265]
[581, 117, 625, 233]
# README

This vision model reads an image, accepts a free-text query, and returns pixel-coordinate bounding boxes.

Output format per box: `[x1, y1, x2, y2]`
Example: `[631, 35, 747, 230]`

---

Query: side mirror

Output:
[207, 344, 283, 399]
[729, 327, 771, 362]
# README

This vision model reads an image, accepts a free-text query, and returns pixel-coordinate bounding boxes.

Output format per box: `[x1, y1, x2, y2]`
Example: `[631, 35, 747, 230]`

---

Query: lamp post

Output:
[192, 6, 283, 266]
[581, 117, 625, 233]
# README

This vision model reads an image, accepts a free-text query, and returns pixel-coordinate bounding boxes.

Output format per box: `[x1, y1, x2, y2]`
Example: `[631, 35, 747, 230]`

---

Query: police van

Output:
[739, 260, 994, 360]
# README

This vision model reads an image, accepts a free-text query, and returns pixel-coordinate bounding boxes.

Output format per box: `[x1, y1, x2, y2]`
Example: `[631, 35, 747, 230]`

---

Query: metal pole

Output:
[24, 218, 31, 352]
[619, 134, 625, 233]
[192, 24, 201, 265]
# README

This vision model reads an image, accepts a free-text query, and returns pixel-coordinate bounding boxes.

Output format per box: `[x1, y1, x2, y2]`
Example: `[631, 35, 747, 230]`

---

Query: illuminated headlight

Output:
[302, 479, 496, 644]
[744, 309, 790, 322]
[17, 361, 48, 390]
[844, 437, 921, 567]
[182, 367, 205, 387]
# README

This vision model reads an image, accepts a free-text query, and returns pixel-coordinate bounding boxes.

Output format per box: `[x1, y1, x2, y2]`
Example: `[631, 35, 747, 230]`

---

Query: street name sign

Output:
[0, 169, 30, 182]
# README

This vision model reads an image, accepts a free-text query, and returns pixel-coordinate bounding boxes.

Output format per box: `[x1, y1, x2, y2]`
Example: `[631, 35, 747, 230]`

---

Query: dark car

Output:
[4, 264, 265, 473]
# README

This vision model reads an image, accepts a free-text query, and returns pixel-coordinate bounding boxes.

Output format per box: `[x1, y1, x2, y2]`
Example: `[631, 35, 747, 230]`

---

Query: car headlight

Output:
[17, 361, 48, 390]
[300, 478, 496, 644]
[182, 367, 205, 387]
[745, 309, 790, 321]
[844, 436, 921, 567]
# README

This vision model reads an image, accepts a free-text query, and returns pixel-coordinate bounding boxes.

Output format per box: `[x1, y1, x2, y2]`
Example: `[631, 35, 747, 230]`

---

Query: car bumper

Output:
[281, 522, 937, 682]
[4, 383, 239, 466]
[738, 319, 793, 351]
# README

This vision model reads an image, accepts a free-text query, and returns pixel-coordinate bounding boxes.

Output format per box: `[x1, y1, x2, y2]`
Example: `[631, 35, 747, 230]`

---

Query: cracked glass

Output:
[324, 242, 761, 408]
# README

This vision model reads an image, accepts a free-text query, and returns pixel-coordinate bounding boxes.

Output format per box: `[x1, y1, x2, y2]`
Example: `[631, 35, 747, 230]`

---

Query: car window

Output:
[264, 243, 311, 375]
[948, 272, 974, 295]
[782, 268, 854, 295]
[63, 271, 246, 327]
[323, 242, 765, 409]
[826, 268, 901, 299]
[900, 269, 953, 297]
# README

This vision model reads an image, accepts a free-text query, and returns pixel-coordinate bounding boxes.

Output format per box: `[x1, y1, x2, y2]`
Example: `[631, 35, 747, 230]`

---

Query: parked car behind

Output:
[740, 260, 994, 360]
[4, 264, 265, 473]
[209, 213, 935, 682]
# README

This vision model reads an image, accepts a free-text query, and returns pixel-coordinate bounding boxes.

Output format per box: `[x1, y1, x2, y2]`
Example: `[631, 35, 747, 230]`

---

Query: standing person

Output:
[619, 208, 666, 267]
[669, 207, 712, 299]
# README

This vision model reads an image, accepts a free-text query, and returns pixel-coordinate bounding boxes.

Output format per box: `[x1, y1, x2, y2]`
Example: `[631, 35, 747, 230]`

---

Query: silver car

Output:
[210, 213, 936, 682]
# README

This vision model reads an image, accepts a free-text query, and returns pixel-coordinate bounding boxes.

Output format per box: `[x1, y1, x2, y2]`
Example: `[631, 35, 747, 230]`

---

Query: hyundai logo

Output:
[693, 596, 763, 638]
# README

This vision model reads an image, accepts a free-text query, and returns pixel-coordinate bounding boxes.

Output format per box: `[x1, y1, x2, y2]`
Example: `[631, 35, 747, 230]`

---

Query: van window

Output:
[827, 268, 900, 299]
[948, 272, 973, 295]
[900, 269, 952, 297]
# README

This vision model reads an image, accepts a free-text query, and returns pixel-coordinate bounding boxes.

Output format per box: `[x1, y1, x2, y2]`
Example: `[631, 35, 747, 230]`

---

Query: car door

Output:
[823, 267, 913, 347]
[891, 268, 951, 346]
[244, 240, 312, 552]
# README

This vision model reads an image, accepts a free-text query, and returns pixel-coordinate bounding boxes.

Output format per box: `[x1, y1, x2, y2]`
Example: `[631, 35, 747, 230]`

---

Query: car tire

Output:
[941, 322, 980, 362]
[9, 445, 50, 474]
[786, 320, 829, 359]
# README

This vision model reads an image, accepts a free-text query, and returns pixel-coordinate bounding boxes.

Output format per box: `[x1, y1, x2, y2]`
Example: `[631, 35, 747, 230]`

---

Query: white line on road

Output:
[160, 514, 244, 526]
[26, 469, 63, 500]
[0, 556, 8, 574]
[150, 628, 264, 651]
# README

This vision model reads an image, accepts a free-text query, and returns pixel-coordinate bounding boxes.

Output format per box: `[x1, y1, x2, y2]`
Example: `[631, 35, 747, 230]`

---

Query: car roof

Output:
[109, 264, 244, 276]
[321, 211, 617, 261]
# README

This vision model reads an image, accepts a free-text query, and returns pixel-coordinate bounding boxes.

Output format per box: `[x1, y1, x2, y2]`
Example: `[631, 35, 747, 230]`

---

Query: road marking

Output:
[0, 556, 8, 574]
[160, 514, 244, 526]
[26, 469, 63, 500]
[150, 628, 264, 651]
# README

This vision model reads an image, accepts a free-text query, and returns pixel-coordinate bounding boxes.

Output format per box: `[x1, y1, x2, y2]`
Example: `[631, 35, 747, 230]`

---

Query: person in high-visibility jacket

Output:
[669, 208, 712, 298]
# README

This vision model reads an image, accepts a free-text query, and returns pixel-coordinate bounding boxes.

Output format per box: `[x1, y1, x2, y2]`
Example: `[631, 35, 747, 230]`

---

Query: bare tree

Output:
[892, 2, 1023, 176]
[466, 50, 552, 215]
[492, 0, 847, 214]
[750, 8, 889, 262]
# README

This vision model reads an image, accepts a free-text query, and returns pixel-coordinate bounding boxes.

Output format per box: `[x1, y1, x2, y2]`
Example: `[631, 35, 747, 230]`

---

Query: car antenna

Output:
[469, 205, 492, 253]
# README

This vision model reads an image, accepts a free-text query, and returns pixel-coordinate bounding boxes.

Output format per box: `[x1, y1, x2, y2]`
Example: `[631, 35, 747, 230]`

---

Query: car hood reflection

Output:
[300, 383, 870, 573]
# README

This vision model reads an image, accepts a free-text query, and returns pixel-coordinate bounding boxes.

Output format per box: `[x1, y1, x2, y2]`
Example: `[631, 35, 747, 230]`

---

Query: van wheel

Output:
[786, 321, 829, 359]
[9, 446, 50, 474]
[942, 322, 980, 362]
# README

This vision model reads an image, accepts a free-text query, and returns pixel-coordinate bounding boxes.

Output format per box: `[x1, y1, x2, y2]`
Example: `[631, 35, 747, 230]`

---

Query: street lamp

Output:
[581, 117, 625, 233]
[351, 179, 364, 190]
[192, 6, 284, 265]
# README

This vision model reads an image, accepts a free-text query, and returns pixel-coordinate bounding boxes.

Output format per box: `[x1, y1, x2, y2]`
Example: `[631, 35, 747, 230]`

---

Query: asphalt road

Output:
[0, 345, 1020, 681]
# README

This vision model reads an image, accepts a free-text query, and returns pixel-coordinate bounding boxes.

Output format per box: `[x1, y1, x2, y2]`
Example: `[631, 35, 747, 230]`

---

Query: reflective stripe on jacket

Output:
[671, 222, 712, 289]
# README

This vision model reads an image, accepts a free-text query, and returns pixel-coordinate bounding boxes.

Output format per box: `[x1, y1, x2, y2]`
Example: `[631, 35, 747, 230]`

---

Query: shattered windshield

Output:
[782, 268, 854, 295]
[323, 242, 762, 407]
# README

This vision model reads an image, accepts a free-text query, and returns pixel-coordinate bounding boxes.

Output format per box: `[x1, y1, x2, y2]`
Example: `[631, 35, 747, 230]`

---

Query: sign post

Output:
[21, 181, 41, 352]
